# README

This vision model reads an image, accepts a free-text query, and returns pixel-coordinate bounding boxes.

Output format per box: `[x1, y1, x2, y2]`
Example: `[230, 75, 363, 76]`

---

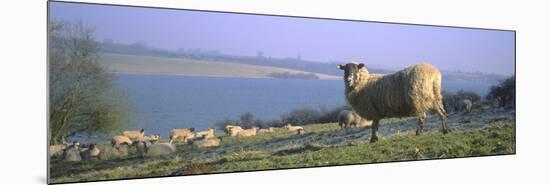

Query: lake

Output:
[115, 74, 494, 137]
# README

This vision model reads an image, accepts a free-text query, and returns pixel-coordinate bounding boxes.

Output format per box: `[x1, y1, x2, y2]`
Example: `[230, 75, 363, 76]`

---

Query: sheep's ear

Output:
[358, 63, 365, 69]
[337, 64, 345, 70]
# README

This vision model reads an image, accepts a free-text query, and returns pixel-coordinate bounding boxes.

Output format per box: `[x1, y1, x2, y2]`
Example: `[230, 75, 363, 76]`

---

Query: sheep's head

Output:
[146, 134, 161, 143]
[337, 63, 365, 87]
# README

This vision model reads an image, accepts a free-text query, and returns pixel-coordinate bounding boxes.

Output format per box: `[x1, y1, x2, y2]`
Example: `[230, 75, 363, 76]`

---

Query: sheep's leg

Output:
[370, 119, 380, 143]
[435, 103, 450, 134]
[416, 113, 426, 135]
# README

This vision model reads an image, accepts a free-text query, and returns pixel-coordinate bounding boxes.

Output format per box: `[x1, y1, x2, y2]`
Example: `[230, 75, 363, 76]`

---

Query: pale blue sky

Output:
[49, 2, 515, 75]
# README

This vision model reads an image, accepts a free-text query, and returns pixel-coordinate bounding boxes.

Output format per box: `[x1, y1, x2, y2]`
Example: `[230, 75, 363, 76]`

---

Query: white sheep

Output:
[462, 99, 473, 112]
[192, 136, 223, 148]
[143, 134, 161, 143]
[62, 142, 82, 162]
[225, 125, 243, 137]
[338, 110, 373, 129]
[49, 144, 67, 159]
[80, 144, 100, 159]
[258, 127, 274, 133]
[235, 127, 258, 137]
[224, 125, 237, 133]
[169, 128, 196, 144]
[338, 62, 449, 142]
[122, 129, 145, 140]
[111, 135, 133, 146]
[99, 145, 128, 160]
[284, 124, 303, 132]
[195, 128, 215, 139]
[297, 128, 305, 135]
[141, 143, 176, 157]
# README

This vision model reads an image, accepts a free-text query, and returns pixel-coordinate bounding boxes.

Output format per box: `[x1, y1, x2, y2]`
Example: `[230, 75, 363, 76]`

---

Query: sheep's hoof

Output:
[369, 137, 378, 143]
[415, 130, 422, 135]
[442, 129, 450, 134]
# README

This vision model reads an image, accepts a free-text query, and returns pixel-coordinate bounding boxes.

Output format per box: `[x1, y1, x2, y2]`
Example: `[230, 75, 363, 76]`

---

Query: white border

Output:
[1, 0, 549, 185]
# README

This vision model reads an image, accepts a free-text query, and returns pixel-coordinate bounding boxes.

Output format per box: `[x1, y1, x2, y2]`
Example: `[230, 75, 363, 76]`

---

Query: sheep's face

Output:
[338, 63, 365, 87]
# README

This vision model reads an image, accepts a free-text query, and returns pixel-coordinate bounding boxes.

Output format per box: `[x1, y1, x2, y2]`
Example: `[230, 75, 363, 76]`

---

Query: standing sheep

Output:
[338, 110, 373, 129]
[122, 129, 145, 140]
[462, 99, 473, 112]
[338, 62, 449, 142]
[169, 128, 195, 144]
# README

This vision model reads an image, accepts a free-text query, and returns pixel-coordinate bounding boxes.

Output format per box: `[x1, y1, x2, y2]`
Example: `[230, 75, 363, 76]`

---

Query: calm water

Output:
[116, 74, 345, 137]
[116, 74, 493, 137]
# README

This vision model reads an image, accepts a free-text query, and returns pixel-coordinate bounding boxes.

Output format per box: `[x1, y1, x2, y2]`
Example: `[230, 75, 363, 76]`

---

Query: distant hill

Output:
[98, 41, 392, 76]
[98, 41, 509, 84]
[97, 53, 340, 80]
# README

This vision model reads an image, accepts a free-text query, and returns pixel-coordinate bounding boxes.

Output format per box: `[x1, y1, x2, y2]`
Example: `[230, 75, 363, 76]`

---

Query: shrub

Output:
[49, 21, 130, 144]
[215, 105, 350, 129]
[280, 107, 322, 125]
[442, 90, 481, 113]
[486, 76, 515, 108]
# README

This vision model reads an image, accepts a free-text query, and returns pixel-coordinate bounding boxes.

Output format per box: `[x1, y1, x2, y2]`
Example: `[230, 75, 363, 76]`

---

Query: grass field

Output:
[49, 108, 515, 184]
[97, 53, 340, 80]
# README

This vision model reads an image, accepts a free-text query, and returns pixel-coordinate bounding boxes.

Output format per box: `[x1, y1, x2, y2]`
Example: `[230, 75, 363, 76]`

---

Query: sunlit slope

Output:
[98, 53, 340, 80]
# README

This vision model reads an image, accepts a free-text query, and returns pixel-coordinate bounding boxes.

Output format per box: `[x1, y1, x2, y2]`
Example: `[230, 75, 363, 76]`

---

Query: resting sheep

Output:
[80, 144, 100, 159]
[134, 142, 176, 157]
[169, 128, 195, 144]
[62, 142, 82, 162]
[143, 134, 161, 143]
[192, 136, 223, 148]
[296, 128, 305, 135]
[195, 128, 215, 139]
[225, 125, 243, 137]
[258, 127, 274, 133]
[235, 127, 258, 137]
[338, 110, 373, 129]
[122, 129, 145, 140]
[284, 124, 303, 132]
[338, 62, 449, 142]
[99, 145, 128, 160]
[49, 144, 67, 158]
[111, 135, 133, 146]
[224, 125, 238, 133]
[462, 99, 473, 112]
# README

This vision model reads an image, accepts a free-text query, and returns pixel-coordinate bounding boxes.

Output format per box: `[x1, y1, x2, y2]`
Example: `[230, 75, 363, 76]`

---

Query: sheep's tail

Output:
[432, 74, 447, 117]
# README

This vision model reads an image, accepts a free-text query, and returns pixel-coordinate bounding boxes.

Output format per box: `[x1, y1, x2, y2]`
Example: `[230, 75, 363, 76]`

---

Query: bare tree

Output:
[49, 21, 129, 145]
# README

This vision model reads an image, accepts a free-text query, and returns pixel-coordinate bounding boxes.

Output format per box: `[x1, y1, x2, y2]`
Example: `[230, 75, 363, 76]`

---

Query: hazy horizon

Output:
[49, 2, 515, 75]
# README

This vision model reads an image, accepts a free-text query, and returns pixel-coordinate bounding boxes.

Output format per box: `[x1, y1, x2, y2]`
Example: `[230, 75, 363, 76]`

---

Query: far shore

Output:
[111, 71, 341, 80]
